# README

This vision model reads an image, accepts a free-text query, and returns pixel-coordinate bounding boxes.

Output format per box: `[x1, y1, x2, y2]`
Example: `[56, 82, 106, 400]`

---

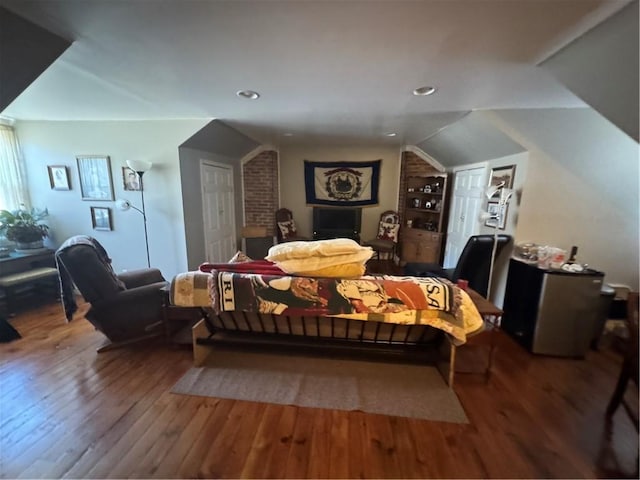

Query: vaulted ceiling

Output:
[0, 0, 634, 147]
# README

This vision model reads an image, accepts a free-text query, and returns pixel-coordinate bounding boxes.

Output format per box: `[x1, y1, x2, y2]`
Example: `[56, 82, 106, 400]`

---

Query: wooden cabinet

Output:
[401, 229, 442, 263]
[401, 174, 449, 264]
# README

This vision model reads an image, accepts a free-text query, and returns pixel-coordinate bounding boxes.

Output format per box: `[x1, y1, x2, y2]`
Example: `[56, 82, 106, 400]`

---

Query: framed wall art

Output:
[91, 206, 112, 231]
[122, 166, 142, 191]
[76, 155, 114, 201]
[48, 165, 70, 190]
[487, 165, 516, 200]
[484, 202, 508, 229]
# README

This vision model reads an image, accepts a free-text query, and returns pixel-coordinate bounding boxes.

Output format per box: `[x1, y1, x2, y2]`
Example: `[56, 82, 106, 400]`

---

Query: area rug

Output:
[171, 349, 468, 423]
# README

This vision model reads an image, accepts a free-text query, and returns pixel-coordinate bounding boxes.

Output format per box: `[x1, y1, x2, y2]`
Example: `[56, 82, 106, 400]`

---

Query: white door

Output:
[443, 167, 486, 268]
[201, 162, 236, 263]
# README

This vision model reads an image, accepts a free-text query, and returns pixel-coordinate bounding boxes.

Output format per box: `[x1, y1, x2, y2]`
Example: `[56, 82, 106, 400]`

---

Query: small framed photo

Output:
[122, 167, 142, 191]
[48, 165, 70, 190]
[91, 206, 112, 231]
[77, 155, 114, 201]
[484, 202, 508, 229]
[487, 165, 516, 200]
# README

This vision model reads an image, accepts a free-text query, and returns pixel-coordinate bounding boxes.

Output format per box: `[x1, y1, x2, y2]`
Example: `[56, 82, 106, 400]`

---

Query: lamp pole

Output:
[137, 170, 150, 268]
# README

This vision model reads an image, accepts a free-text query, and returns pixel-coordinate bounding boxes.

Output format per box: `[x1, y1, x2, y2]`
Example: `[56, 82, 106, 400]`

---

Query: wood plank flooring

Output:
[1, 295, 638, 478]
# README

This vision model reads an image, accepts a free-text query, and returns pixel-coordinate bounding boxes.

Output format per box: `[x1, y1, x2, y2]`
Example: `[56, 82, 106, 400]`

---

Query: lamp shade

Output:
[116, 199, 132, 211]
[126, 160, 153, 173]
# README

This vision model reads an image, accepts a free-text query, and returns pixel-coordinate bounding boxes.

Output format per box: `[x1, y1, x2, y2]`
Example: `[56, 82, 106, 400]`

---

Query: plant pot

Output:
[16, 240, 44, 250]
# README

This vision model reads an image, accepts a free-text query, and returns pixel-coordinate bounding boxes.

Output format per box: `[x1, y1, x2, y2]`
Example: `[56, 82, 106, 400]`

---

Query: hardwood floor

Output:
[1, 297, 638, 479]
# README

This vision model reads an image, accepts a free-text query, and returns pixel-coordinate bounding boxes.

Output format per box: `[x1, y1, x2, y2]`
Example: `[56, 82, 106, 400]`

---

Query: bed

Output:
[169, 262, 491, 387]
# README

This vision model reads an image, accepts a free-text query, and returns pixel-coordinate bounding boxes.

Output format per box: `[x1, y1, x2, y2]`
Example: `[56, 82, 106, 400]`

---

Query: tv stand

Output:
[313, 229, 360, 243]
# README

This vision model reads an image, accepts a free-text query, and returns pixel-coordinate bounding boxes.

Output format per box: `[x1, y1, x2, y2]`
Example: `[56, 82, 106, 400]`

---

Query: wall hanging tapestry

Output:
[304, 160, 381, 206]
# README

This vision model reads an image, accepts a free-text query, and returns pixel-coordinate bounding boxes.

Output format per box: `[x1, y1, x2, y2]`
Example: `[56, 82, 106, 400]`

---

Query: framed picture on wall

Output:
[122, 167, 142, 191]
[487, 165, 516, 200]
[484, 202, 508, 229]
[91, 206, 112, 231]
[76, 155, 114, 201]
[47, 165, 71, 190]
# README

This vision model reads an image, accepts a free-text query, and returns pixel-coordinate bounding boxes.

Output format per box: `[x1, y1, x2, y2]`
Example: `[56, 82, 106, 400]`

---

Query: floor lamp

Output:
[481, 181, 513, 300]
[116, 160, 153, 268]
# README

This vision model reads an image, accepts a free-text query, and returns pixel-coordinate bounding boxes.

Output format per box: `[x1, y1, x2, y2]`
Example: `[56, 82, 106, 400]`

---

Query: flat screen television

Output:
[313, 207, 362, 234]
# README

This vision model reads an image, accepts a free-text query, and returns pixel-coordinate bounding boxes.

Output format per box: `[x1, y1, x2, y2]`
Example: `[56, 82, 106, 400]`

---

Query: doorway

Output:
[201, 161, 236, 263]
[443, 166, 487, 268]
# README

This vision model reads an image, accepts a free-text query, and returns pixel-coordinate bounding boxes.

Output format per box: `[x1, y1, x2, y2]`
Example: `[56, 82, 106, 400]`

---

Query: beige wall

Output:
[485, 108, 639, 290]
[15, 119, 207, 278]
[278, 145, 402, 241]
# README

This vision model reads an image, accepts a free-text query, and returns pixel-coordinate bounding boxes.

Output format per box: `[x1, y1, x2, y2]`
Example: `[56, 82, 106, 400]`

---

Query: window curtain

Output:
[0, 124, 29, 211]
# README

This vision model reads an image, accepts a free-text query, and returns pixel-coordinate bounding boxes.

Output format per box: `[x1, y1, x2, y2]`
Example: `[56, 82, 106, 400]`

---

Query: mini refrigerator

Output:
[501, 258, 605, 357]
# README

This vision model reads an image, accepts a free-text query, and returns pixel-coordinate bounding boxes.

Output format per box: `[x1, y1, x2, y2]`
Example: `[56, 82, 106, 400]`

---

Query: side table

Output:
[161, 286, 206, 345]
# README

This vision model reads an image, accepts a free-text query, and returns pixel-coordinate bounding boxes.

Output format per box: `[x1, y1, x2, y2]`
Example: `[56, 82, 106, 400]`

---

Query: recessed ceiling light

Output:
[282, 132, 294, 137]
[236, 90, 260, 100]
[385, 132, 397, 137]
[412, 86, 437, 96]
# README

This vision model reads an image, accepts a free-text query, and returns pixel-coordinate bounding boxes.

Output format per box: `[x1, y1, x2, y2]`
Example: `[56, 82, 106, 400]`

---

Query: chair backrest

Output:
[55, 236, 125, 304]
[627, 292, 639, 383]
[275, 208, 295, 243]
[377, 210, 400, 243]
[451, 234, 512, 297]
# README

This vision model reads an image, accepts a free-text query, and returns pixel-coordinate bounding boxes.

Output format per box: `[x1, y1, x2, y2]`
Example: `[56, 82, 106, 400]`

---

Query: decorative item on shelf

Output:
[424, 185, 431, 193]
[0, 205, 49, 250]
[425, 200, 433, 209]
[116, 159, 153, 267]
[412, 198, 420, 208]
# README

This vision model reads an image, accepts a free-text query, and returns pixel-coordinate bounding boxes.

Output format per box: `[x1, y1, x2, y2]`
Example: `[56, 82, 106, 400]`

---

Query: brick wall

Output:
[243, 150, 279, 236]
[398, 151, 441, 224]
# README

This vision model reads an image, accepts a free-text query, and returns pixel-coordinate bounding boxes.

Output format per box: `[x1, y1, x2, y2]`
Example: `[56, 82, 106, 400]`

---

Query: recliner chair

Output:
[404, 234, 512, 297]
[55, 235, 169, 351]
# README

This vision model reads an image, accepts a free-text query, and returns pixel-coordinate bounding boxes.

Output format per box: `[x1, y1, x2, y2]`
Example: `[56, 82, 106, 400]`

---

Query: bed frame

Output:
[189, 308, 461, 386]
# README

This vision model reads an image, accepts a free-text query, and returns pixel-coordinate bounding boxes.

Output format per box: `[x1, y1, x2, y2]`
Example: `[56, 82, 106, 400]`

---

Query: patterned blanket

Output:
[171, 271, 484, 345]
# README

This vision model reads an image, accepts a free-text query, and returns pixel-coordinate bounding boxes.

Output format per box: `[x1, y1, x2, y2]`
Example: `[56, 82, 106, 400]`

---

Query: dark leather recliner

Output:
[55, 235, 169, 350]
[404, 234, 512, 297]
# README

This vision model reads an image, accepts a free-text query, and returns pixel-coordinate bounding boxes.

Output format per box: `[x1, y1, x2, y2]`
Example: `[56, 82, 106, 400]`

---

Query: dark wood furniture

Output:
[400, 174, 449, 264]
[0, 249, 58, 316]
[606, 291, 639, 430]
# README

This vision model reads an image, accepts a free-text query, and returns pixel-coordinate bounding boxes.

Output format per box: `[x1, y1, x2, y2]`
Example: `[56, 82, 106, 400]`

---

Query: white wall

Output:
[278, 145, 401, 241]
[485, 108, 639, 290]
[541, 0, 639, 142]
[15, 119, 208, 279]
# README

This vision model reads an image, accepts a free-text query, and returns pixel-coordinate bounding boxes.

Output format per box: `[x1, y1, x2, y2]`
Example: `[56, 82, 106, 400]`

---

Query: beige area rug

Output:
[171, 349, 468, 423]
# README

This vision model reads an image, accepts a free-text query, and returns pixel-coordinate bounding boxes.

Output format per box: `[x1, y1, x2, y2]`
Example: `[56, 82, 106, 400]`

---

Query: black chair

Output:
[404, 234, 512, 297]
[55, 235, 169, 351]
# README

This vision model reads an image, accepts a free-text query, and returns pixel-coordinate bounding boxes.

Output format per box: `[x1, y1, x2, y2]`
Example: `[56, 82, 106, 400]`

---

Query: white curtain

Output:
[0, 124, 30, 211]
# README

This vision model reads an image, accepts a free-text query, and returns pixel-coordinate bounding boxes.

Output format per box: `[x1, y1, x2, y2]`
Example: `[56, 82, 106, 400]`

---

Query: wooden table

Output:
[440, 287, 504, 388]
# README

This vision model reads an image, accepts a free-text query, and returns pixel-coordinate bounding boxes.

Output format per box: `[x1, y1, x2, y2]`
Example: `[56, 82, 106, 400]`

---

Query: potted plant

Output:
[0, 206, 50, 250]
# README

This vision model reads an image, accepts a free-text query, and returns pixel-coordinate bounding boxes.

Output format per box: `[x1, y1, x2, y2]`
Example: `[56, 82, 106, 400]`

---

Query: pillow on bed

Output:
[296, 262, 366, 278]
[273, 249, 373, 274]
[228, 251, 253, 263]
[277, 220, 298, 240]
[266, 238, 368, 261]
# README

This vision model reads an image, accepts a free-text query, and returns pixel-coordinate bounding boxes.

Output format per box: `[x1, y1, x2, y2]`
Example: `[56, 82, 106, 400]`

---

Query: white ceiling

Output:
[0, 0, 631, 147]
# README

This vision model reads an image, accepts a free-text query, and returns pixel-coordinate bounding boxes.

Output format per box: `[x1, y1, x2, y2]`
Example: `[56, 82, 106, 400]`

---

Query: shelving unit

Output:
[401, 174, 449, 264]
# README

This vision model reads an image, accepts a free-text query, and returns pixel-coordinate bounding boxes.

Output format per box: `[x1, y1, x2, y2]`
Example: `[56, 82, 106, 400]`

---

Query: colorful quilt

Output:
[171, 271, 484, 344]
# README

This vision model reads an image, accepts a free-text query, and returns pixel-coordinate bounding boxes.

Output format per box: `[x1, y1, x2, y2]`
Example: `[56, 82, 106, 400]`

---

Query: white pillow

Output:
[266, 238, 366, 262]
[275, 249, 373, 274]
